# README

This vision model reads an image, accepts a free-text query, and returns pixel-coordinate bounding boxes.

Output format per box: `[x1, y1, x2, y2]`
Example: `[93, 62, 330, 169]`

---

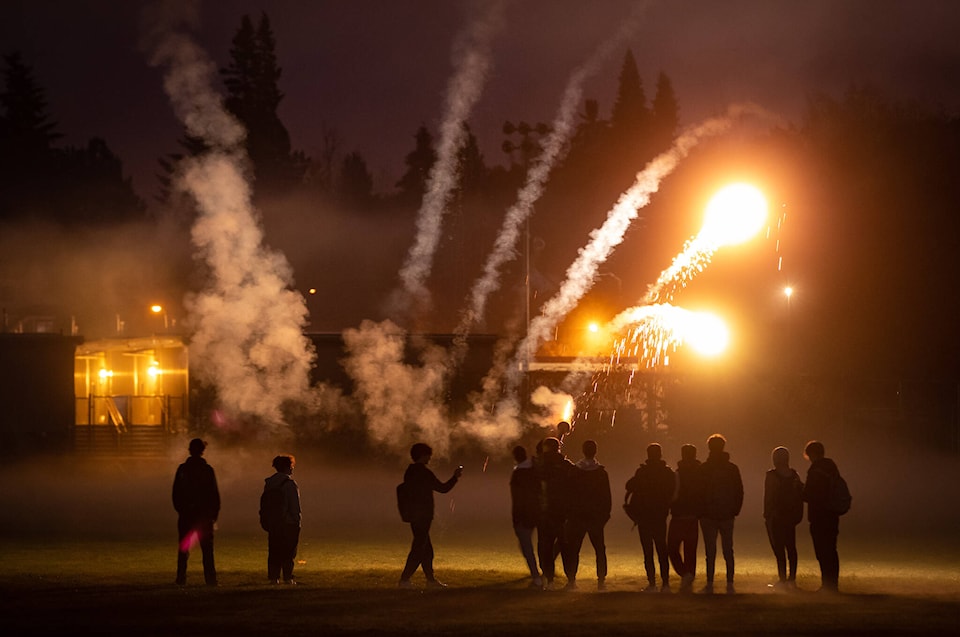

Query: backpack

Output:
[259, 481, 286, 532]
[623, 488, 643, 525]
[396, 481, 413, 523]
[828, 473, 852, 515]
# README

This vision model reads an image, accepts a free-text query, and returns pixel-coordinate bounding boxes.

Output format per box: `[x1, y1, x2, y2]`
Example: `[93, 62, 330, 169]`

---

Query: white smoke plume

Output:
[506, 104, 771, 393]
[395, 0, 504, 312]
[455, 4, 646, 340]
[145, 3, 315, 428]
[341, 320, 451, 456]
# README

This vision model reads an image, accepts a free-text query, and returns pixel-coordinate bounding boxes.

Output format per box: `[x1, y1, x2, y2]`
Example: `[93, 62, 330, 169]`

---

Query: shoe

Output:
[642, 583, 658, 593]
[398, 580, 414, 589]
[726, 582, 736, 595]
[699, 583, 714, 594]
[597, 579, 607, 591]
[661, 583, 672, 593]
[283, 579, 297, 586]
[563, 580, 578, 591]
[425, 579, 448, 588]
[174, 579, 186, 586]
[680, 573, 695, 593]
[543, 579, 555, 591]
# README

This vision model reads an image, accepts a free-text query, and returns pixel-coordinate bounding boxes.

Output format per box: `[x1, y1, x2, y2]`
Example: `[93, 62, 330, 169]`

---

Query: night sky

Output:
[3, 0, 959, 202]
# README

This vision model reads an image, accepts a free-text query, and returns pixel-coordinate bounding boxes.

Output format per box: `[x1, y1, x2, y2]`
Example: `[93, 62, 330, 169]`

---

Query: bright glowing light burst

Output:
[701, 183, 768, 248]
[682, 311, 730, 357]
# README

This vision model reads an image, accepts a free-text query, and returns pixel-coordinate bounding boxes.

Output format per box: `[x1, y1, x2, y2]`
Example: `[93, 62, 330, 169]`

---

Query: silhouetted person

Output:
[262, 454, 301, 584]
[764, 446, 804, 589]
[556, 420, 571, 450]
[172, 438, 220, 586]
[625, 443, 675, 592]
[537, 436, 574, 590]
[668, 444, 702, 593]
[398, 442, 462, 588]
[510, 445, 542, 588]
[803, 440, 843, 592]
[699, 433, 743, 594]
[562, 439, 611, 591]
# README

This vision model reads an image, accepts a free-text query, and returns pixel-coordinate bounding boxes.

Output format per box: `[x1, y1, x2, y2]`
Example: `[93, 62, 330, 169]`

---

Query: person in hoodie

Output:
[537, 436, 574, 590]
[667, 444, 702, 593]
[263, 454, 301, 584]
[802, 440, 842, 592]
[698, 433, 743, 594]
[764, 446, 804, 589]
[172, 438, 220, 586]
[625, 443, 675, 592]
[398, 442, 462, 589]
[562, 439, 611, 591]
[510, 445, 542, 589]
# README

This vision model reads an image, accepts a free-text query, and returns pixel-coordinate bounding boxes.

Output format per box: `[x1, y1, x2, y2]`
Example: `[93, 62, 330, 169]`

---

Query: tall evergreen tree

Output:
[395, 125, 436, 205]
[610, 49, 648, 136]
[456, 123, 487, 196]
[0, 52, 61, 160]
[650, 71, 679, 152]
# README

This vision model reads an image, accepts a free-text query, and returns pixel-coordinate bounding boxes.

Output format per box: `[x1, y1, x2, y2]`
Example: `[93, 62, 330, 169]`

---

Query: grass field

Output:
[3, 533, 959, 637]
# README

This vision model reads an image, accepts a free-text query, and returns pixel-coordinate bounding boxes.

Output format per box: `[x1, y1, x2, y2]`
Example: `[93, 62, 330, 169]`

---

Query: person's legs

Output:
[400, 522, 431, 582]
[667, 518, 684, 577]
[267, 529, 282, 581]
[175, 518, 191, 585]
[561, 518, 586, 584]
[537, 517, 562, 583]
[766, 517, 786, 581]
[652, 516, 670, 587]
[586, 522, 607, 582]
[281, 524, 301, 582]
[198, 519, 217, 585]
[682, 518, 699, 578]
[699, 518, 719, 586]
[719, 518, 735, 584]
[784, 523, 798, 581]
[514, 525, 540, 579]
[810, 517, 839, 590]
[638, 521, 656, 585]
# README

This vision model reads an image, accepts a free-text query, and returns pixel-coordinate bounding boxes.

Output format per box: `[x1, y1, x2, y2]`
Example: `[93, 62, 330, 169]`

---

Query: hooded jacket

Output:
[567, 457, 612, 524]
[625, 458, 676, 520]
[402, 462, 458, 524]
[172, 455, 220, 522]
[803, 457, 840, 523]
[510, 458, 540, 528]
[699, 451, 743, 520]
[264, 472, 301, 527]
[670, 457, 703, 519]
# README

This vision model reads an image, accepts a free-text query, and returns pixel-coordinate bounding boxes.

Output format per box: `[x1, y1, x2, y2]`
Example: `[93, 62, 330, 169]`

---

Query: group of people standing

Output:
[171, 439, 302, 586]
[502, 430, 848, 593]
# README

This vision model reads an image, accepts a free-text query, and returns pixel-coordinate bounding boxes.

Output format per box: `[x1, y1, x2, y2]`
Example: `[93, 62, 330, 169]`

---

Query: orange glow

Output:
[150, 305, 163, 314]
[701, 183, 768, 247]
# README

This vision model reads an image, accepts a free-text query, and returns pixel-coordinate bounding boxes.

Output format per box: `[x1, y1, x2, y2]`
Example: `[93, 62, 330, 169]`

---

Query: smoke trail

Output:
[145, 4, 314, 427]
[455, 3, 647, 341]
[395, 1, 504, 312]
[506, 104, 770, 392]
[342, 320, 451, 456]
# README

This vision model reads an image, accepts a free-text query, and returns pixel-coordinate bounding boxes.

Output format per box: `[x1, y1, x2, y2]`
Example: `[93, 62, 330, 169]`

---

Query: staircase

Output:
[74, 425, 170, 458]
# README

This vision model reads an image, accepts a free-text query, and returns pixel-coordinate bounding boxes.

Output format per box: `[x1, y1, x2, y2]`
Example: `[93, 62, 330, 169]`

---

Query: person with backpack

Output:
[261, 455, 301, 584]
[624, 443, 675, 592]
[763, 446, 804, 589]
[398, 443, 462, 589]
[698, 433, 744, 594]
[172, 438, 220, 586]
[802, 440, 849, 593]
[510, 445, 543, 589]
[667, 444, 703, 593]
[561, 439, 611, 591]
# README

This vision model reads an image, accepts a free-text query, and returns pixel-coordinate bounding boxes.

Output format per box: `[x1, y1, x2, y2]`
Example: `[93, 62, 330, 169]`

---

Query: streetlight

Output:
[151, 304, 168, 330]
[783, 285, 793, 311]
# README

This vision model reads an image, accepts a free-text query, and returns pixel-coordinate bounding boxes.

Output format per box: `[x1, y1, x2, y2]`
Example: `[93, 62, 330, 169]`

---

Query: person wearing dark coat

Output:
[262, 454, 301, 584]
[698, 434, 743, 594]
[510, 445, 542, 588]
[764, 446, 804, 588]
[625, 443, 676, 592]
[668, 444, 702, 593]
[562, 439, 611, 591]
[398, 442, 462, 588]
[803, 440, 842, 592]
[536, 437, 575, 590]
[172, 438, 220, 586]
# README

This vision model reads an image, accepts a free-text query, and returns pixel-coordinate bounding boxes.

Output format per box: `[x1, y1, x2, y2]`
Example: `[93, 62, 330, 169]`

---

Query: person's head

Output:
[557, 421, 571, 437]
[272, 454, 295, 474]
[646, 443, 662, 461]
[410, 442, 433, 463]
[707, 433, 726, 453]
[542, 437, 561, 453]
[680, 444, 697, 461]
[582, 439, 598, 459]
[512, 445, 527, 464]
[188, 438, 206, 457]
[804, 440, 825, 462]
[772, 446, 790, 468]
